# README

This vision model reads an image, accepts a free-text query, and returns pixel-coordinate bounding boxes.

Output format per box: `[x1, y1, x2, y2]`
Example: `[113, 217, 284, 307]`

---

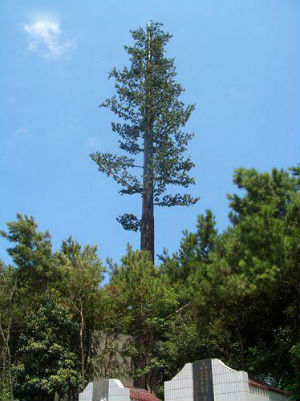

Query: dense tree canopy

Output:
[12, 296, 80, 401]
[0, 165, 299, 401]
[160, 166, 300, 397]
[108, 247, 178, 392]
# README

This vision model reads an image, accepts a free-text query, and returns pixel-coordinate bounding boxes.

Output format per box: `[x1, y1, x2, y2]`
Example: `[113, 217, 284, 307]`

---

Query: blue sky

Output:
[1, 0, 299, 265]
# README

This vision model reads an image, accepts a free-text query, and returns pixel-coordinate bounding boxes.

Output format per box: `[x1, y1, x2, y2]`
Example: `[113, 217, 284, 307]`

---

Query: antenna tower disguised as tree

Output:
[91, 22, 198, 261]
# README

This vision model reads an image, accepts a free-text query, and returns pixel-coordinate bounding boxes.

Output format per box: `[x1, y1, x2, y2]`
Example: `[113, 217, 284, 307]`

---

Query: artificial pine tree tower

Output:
[91, 22, 198, 261]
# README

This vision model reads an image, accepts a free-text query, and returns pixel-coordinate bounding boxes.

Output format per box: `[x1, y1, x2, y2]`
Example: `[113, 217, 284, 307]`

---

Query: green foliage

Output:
[108, 247, 178, 392]
[91, 22, 198, 232]
[56, 237, 105, 387]
[12, 295, 80, 401]
[0, 220, 105, 400]
[162, 209, 217, 283]
[0, 263, 18, 401]
[58, 237, 104, 312]
[161, 166, 299, 399]
[0, 382, 11, 401]
[0, 214, 55, 297]
[287, 343, 300, 399]
[0, 165, 298, 399]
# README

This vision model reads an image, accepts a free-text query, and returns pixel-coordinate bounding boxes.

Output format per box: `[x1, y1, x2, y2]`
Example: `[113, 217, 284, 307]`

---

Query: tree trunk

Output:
[237, 326, 245, 369]
[0, 295, 14, 401]
[79, 303, 86, 387]
[7, 338, 13, 401]
[133, 334, 147, 389]
[141, 23, 154, 262]
[141, 165, 154, 262]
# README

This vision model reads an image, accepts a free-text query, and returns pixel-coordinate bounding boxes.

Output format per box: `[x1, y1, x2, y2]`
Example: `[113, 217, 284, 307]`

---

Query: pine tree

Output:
[109, 246, 178, 392]
[0, 214, 54, 296]
[91, 22, 198, 260]
[57, 237, 104, 388]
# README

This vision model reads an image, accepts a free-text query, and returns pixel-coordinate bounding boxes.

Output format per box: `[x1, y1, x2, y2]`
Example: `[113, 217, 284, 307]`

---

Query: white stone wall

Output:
[248, 384, 288, 401]
[164, 363, 193, 401]
[109, 379, 130, 401]
[78, 379, 130, 401]
[164, 359, 290, 401]
[79, 382, 94, 401]
[212, 359, 249, 401]
[79, 362, 290, 401]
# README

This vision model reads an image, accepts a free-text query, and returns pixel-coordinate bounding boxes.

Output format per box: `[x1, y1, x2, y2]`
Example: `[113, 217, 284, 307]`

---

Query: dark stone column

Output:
[193, 359, 214, 401]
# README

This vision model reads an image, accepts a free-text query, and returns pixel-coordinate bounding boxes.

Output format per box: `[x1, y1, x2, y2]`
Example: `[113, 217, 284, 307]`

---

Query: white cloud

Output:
[23, 19, 74, 58]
